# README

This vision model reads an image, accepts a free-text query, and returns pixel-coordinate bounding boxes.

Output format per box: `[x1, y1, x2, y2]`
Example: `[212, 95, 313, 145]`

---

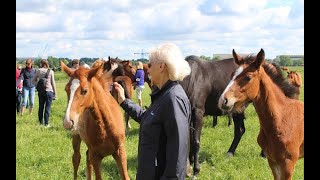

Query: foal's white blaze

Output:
[218, 66, 244, 109]
[64, 79, 80, 128]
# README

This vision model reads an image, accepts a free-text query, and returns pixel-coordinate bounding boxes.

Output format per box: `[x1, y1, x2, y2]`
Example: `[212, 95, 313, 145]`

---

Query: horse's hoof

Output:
[226, 152, 234, 157]
[191, 175, 197, 180]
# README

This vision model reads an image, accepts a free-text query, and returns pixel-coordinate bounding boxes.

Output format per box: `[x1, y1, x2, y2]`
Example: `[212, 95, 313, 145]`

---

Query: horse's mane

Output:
[262, 62, 299, 99]
[242, 55, 299, 99]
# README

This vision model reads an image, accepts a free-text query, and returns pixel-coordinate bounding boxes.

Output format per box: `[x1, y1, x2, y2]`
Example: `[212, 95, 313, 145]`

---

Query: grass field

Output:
[16, 66, 304, 179]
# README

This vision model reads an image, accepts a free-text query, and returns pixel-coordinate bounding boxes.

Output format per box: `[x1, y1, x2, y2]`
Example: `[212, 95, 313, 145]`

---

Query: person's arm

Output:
[161, 95, 191, 179]
[51, 71, 58, 99]
[113, 82, 145, 123]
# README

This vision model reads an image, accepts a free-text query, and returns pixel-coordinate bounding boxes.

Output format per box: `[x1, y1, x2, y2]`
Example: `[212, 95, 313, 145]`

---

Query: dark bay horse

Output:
[218, 49, 304, 180]
[179, 55, 247, 176]
[61, 62, 130, 180]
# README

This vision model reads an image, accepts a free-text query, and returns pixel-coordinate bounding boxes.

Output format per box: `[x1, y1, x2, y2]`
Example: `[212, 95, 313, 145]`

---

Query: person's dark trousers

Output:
[16, 89, 22, 113]
[38, 91, 54, 125]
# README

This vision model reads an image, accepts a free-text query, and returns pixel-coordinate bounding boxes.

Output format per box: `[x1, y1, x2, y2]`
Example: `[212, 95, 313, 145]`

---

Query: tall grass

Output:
[16, 67, 304, 179]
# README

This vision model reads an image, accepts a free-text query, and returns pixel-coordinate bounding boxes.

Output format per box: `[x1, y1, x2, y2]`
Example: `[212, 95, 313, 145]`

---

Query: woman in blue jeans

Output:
[32, 59, 58, 127]
[17, 58, 37, 115]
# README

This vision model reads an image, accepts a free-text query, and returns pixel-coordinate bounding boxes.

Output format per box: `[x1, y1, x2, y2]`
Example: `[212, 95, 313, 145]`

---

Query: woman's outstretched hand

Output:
[113, 82, 125, 104]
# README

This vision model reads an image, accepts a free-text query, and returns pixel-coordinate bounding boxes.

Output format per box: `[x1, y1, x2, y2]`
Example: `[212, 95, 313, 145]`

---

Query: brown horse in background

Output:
[287, 71, 302, 100]
[61, 61, 130, 180]
[218, 49, 304, 180]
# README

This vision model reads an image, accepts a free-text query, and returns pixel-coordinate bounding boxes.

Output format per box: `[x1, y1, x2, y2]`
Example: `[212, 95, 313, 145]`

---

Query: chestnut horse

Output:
[218, 49, 304, 180]
[94, 59, 133, 134]
[61, 62, 130, 180]
[287, 71, 302, 100]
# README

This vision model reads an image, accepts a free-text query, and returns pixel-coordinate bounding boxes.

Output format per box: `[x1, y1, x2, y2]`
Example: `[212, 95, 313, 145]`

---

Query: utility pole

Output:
[134, 49, 149, 61]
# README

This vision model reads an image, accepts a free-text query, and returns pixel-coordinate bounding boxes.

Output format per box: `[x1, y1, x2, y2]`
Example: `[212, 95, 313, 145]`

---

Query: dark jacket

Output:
[17, 67, 37, 88]
[121, 80, 191, 180]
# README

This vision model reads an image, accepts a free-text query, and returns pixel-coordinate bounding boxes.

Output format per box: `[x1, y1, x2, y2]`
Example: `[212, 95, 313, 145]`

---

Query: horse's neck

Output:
[253, 70, 287, 126]
[89, 78, 121, 137]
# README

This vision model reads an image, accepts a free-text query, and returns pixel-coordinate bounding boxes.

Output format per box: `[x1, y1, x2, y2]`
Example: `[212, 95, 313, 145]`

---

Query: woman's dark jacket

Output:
[17, 67, 37, 88]
[121, 80, 191, 180]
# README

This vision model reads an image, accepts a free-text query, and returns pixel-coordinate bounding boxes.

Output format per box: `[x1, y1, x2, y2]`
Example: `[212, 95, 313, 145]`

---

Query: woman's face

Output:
[147, 59, 163, 86]
[26, 60, 32, 68]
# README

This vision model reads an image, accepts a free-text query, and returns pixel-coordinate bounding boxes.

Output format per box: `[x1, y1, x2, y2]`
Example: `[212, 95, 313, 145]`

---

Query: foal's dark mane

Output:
[262, 62, 299, 99]
[243, 55, 298, 99]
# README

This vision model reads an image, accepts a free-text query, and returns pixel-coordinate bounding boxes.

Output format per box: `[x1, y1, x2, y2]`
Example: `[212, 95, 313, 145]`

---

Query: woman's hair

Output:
[136, 61, 143, 69]
[40, 59, 49, 68]
[149, 43, 191, 81]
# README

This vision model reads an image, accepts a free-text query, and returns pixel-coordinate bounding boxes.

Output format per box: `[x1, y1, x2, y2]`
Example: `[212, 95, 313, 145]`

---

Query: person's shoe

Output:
[45, 124, 51, 128]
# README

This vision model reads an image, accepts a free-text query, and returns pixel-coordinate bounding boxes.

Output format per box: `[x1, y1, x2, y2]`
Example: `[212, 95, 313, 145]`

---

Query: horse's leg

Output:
[280, 157, 298, 180]
[89, 151, 103, 180]
[112, 144, 130, 180]
[86, 150, 93, 180]
[227, 113, 232, 127]
[189, 117, 195, 165]
[267, 158, 281, 180]
[227, 112, 245, 156]
[72, 134, 81, 180]
[193, 107, 204, 176]
[212, 116, 217, 127]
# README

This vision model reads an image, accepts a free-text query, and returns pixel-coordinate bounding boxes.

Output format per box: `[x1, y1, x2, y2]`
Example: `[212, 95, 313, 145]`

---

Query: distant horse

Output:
[218, 49, 304, 180]
[61, 62, 130, 180]
[281, 66, 289, 71]
[287, 71, 302, 100]
[179, 55, 247, 176]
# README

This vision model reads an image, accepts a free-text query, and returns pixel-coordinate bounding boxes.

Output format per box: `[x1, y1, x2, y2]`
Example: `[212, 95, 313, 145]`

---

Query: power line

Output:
[134, 49, 149, 60]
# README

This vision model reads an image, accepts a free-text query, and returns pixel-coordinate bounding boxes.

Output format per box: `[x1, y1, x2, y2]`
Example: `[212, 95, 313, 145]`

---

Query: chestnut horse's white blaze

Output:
[218, 66, 243, 111]
[63, 78, 80, 130]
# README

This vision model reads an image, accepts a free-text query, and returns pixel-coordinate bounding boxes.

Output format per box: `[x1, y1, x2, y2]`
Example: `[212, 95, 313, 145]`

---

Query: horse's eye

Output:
[81, 89, 87, 95]
[244, 76, 251, 81]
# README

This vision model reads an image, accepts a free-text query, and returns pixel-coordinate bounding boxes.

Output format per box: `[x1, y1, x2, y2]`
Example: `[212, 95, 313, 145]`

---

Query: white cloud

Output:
[16, 0, 304, 60]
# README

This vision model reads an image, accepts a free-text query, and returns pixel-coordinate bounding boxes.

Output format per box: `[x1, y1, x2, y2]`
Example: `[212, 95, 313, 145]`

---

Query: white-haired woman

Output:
[113, 43, 191, 179]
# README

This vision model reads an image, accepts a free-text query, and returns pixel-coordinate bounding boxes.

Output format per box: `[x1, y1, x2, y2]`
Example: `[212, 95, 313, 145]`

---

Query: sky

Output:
[16, 0, 304, 60]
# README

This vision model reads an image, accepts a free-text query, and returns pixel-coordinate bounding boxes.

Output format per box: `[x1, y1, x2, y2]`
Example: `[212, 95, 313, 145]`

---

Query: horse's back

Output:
[182, 55, 238, 115]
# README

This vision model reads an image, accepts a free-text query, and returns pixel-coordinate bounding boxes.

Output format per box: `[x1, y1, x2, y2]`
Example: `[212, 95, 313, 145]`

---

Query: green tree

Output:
[279, 56, 292, 66]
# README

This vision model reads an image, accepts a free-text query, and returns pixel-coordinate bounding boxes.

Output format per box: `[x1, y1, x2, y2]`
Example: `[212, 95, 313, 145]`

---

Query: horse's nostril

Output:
[70, 120, 74, 129]
[224, 98, 228, 105]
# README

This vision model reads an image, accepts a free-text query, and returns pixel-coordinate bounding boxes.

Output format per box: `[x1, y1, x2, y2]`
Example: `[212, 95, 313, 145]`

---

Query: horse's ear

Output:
[255, 48, 265, 68]
[88, 62, 103, 80]
[60, 61, 74, 77]
[232, 49, 243, 65]
[108, 56, 111, 61]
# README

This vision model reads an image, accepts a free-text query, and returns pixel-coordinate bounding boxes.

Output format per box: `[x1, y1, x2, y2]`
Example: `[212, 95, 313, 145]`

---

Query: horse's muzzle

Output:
[63, 120, 74, 130]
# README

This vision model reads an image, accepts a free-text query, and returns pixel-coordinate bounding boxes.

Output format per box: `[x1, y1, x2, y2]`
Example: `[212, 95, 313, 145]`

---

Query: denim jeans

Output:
[22, 86, 35, 108]
[38, 91, 54, 125]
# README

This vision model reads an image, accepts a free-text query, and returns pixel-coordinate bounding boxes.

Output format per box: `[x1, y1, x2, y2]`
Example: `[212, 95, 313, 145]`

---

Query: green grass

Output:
[16, 67, 304, 179]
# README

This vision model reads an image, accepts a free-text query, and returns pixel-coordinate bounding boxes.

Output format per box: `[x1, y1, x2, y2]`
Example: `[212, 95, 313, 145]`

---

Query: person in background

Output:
[32, 59, 57, 128]
[16, 65, 23, 113]
[113, 43, 191, 179]
[17, 58, 37, 116]
[133, 61, 145, 107]
[71, 59, 80, 70]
